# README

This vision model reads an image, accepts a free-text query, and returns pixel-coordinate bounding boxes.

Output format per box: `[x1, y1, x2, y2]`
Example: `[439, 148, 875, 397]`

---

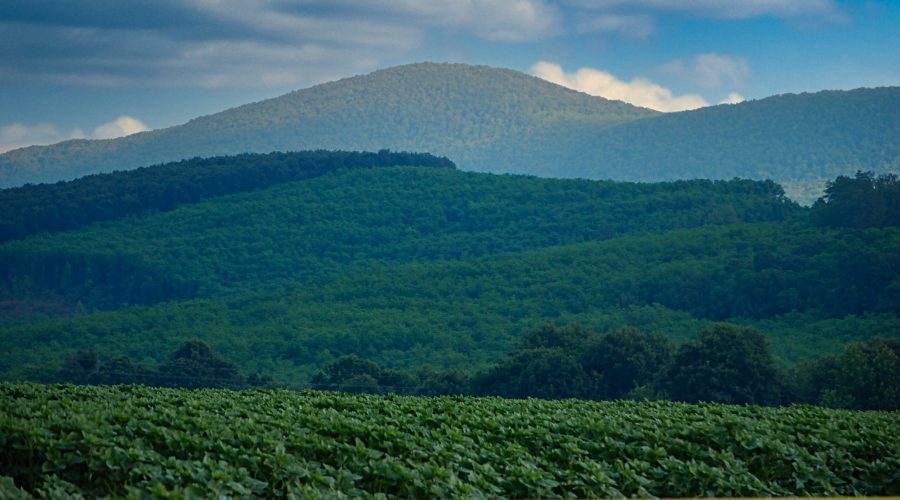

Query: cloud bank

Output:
[93, 116, 150, 140]
[0, 0, 560, 90]
[0, 123, 85, 154]
[0, 116, 149, 153]
[531, 61, 709, 112]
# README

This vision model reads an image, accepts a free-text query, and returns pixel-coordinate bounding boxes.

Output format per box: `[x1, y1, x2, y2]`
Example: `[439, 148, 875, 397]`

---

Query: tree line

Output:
[55, 324, 899, 411]
[810, 170, 900, 229]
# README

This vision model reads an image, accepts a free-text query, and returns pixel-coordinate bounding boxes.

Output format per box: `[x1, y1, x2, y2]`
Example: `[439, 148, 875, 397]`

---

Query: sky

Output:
[1, 0, 898, 153]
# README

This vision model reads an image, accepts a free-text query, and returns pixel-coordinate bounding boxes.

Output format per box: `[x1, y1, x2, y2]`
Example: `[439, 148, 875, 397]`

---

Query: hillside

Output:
[544, 87, 900, 201]
[0, 63, 656, 188]
[3, 222, 898, 382]
[0, 165, 797, 312]
[0, 150, 454, 243]
[3, 162, 899, 384]
[1, 64, 898, 203]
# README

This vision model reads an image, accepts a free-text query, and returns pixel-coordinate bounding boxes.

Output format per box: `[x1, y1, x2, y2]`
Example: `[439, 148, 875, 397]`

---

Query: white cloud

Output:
[718, 92, 745, 104]
[92, 116, 149, 140]
[0, 116, 151, 152]
[579, 14, 655, 39]
[0, 123, 85, 153]
[566, 0, 846, 22]
[531, 61, 709, 112]
[660, 53, 750, 89]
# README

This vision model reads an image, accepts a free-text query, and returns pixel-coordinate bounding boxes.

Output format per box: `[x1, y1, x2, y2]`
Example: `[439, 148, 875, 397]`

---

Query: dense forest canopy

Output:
[1, 64, 897, 204]
[0, 164, 798, 310]
[1, 154, 897, 408]
[0, 150, 454, 243]
[810, 170, 900, 228]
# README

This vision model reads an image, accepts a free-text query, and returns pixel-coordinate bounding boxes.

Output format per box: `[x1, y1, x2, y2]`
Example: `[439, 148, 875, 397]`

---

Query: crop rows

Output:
[1, 383, 898, 498]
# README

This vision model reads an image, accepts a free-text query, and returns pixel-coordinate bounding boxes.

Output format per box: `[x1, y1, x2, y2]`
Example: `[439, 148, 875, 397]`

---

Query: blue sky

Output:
[1, 0, 898, 152]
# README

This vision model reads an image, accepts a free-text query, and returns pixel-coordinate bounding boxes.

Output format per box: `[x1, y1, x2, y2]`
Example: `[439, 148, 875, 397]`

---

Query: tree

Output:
[157, 340, 243, 388]
[582, 327, 672, 399]
[414, 366, 471, 396]
[662, 324, 783, 405]
[811, 171, 900, 228]
[56, 349, 97, 384]
[91, 356, 154, 385]
[793, 338, 900, 410]
[311, 355, 411, 394]
[472, 347, 600, 400]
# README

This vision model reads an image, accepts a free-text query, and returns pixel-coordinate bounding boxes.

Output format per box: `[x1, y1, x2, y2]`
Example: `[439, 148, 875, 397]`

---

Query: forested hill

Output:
[540, 86, 900, 201]
[1, 64, 897, 202]
[0, 63, 655, 188]
[0, 165, 797, 312]
[0, 150, 454, 243]
[1, 157, 898, 398]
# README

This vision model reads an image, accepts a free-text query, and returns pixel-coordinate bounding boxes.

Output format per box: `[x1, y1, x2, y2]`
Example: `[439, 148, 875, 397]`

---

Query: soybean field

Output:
[1, 383, 898, 498]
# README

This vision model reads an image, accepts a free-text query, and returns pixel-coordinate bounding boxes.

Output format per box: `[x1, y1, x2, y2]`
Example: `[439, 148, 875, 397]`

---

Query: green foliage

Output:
[0, 167, 798, 310]
[2, 222, 898, 383]
[811, 171, 900, 228]
[311, 354, 412, 394]
[157, 339, 244, 388]
[663, 325, 784, 405]
[0, 150, 454, 243]
[1, 166, 898, 409]
[54, 340, 246, 389]
[582, 327, 673, 399]
[792, 337, 900, 410]
[473, 347, 601, 399]
[412, 366, 471, 396]
[1, 383, 898, 497]
[518, 323, 594, 351]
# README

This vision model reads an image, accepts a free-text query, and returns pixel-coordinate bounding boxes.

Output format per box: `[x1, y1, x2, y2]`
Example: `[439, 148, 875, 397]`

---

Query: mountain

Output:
[2, 63, 897, 202]
[0, 63, 656, 188]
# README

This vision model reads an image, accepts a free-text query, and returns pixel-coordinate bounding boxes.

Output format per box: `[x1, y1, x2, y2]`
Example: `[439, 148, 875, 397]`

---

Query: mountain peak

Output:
[1, 64, 897, 197]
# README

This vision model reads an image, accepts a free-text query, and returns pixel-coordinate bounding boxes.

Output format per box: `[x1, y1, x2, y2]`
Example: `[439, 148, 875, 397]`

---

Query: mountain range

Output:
[2, 63, 897, 202]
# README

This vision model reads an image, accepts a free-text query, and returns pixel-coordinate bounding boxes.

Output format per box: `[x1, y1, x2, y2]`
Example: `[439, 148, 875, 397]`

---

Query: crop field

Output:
[1, 383, 898, 498]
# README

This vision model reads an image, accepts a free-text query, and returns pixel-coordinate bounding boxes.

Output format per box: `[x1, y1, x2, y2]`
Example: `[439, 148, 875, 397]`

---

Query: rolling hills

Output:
[0, 162, 798, 311]
[1, 156, 898, 384]
[1, 63, 897, 203]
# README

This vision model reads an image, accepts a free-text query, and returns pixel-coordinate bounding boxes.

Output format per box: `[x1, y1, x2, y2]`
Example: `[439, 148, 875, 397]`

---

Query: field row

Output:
[1, 383, 898, 498]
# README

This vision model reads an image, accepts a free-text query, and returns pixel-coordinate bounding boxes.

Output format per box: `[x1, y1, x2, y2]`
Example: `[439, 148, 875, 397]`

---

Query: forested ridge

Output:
[1, 154, 898, 411]
[1, 63, 897, 204]
[0, 63, 655, 188]
[0, 150, 453, 243]
[0, 165, 797, 309]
